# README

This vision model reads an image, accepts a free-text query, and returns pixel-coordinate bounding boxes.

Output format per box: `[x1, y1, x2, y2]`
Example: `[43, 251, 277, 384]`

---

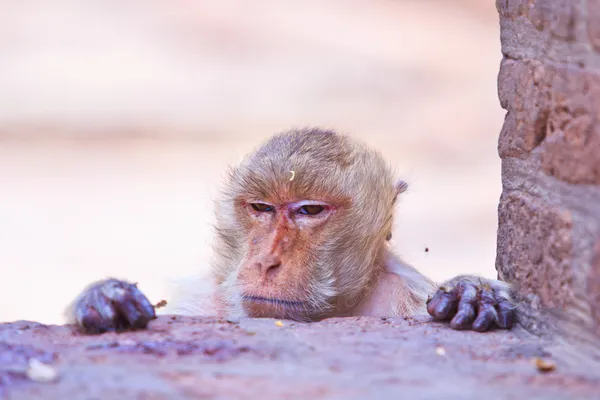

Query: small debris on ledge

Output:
[153, 300, 168, 309]
[534, 357, 557, 373]
[25, 359, 59, 383]
[435, 346, 446, 357]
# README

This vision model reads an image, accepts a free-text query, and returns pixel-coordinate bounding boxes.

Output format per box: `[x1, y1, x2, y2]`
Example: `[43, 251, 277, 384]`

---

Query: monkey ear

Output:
[392, 180, 408, 205]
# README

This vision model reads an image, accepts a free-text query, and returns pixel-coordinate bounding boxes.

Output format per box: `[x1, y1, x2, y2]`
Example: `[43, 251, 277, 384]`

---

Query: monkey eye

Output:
[297, 205, 325, 215]
[251, 203, 274, 212]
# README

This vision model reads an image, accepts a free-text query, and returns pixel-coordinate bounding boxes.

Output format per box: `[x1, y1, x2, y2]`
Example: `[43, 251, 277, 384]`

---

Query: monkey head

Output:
[211, 128, 407, 321]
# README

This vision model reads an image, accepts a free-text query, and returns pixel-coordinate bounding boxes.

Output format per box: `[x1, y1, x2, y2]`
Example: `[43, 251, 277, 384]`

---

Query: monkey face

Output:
[211, 128, 401, 321]
[234, 198, 338, 321]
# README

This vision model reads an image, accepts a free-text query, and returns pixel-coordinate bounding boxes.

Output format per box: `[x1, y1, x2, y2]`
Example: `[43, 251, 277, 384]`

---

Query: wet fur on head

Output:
[211, 128, 403, 319]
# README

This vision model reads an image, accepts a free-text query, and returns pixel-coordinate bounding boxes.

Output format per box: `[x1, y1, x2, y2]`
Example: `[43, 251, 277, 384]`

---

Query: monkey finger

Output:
[113, 299, 151, 330]
[450, 301, 476, 330]
[75, 307, 105, 334]
[117, 282, 156, 324]
[129, 288, 157, 321]
[98, 279, 130, 303]
[495, 298, 515, 329]
[426, 287, 459, 320]
[472, 285, 498, 332]
[450, 307, 475, 330]
[88, 289, 119, 322]
[449, 282, 477, 330]
[75, 303, 119, 335]
[73, 288, 119, 334]
[472, 305, 498, 332]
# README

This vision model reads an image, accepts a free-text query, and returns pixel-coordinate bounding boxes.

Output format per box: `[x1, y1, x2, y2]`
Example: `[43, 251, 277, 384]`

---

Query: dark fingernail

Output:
[450, 309, 475, 330]
[78, 309, 108, 335]
[433, 300, 454, 319]
[472, 319, 490, 332]
[426, 295, 441, 316]
[116, 301, 146, 329]
[497, 310, 514, 329]
[132, 292, 157, 318]
[450, 319, 469, 330]
[496, 297, 515, 329]
[427, 289, 458, 320]
[140, 301, 157, 319]
[472, 312, 493, 332]
[433, 297, 458, 320]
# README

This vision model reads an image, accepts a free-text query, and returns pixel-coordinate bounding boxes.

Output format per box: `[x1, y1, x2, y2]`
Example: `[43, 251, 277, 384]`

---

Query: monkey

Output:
[67, 128, 515, 334]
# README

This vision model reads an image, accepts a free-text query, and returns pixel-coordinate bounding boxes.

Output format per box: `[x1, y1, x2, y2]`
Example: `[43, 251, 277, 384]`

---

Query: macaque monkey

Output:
[67, 128, 515, 334]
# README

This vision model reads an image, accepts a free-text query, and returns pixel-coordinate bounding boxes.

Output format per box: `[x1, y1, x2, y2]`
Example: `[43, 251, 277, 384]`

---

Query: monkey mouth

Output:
[241, 294, 326, 321]
[242, 295, 310, 320]
[243, 295, 306, 307]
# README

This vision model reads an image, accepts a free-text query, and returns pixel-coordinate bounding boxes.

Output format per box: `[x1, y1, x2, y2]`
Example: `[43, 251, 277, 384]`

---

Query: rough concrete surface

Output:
[2, 316, 600, 400]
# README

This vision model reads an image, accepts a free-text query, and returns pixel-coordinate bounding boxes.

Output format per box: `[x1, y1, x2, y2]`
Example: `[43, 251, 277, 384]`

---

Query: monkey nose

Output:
[257, 255, 282, 279]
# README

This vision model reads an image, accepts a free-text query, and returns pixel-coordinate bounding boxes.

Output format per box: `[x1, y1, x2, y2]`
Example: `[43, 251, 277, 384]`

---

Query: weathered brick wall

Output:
[496, 0, 600, 337]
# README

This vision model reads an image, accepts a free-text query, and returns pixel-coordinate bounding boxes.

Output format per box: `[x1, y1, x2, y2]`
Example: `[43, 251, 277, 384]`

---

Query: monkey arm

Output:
[158, 274, 220, 317]
[359, 251, 515, 332]
[351, 252, 434, 318]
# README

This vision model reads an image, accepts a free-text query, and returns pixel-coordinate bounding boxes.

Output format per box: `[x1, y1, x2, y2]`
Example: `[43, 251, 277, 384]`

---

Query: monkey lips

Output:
[241, 295, 312, 320]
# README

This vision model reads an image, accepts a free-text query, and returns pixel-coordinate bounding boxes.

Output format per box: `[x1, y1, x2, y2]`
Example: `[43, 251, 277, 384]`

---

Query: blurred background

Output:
[0, 0, 504, 324]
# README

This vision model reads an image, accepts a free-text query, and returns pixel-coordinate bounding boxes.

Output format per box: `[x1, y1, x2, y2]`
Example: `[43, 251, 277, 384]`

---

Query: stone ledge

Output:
[1, 316, 600, 399]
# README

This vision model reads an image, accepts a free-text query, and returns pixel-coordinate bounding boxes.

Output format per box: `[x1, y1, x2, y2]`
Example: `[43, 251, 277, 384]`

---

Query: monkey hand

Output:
[72, 278, 156, 334]
[425, 276, 515, 332]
